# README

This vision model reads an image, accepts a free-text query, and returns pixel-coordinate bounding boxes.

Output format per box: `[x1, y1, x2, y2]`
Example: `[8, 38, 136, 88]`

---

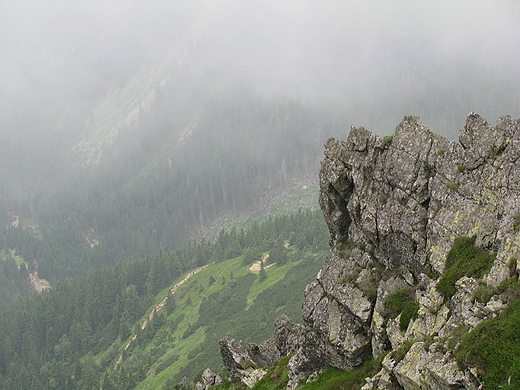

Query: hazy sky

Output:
[1, 0, 519, 138]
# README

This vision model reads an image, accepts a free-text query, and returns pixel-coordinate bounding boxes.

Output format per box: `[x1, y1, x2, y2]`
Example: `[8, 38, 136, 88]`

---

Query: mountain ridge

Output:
[218, 113, 520, 390]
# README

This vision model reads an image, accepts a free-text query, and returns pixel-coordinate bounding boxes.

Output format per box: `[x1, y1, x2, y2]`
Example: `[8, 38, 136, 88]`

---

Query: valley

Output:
[0, 209, 329, 389]
[0, 1, 518, 389]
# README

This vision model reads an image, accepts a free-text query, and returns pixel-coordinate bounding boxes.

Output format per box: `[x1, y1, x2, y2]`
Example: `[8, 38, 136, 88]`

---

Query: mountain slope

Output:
[120, 252, 324, 389]
[0, 209, 329, 389]
[25, 88, 342, 285]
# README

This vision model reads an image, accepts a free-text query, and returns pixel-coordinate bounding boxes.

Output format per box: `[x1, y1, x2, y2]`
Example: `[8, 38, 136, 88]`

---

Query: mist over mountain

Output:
[0, 0, 519, 287]
[2, 0, 519, 144]
[0, 2, 520, 388]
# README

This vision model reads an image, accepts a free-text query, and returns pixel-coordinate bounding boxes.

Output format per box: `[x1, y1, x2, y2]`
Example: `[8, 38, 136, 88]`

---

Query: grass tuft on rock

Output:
[456, 297, 520, 389]
[399, 301, 420, 332]
[437, 236, 495, 301]
[383, 287, 419, 332]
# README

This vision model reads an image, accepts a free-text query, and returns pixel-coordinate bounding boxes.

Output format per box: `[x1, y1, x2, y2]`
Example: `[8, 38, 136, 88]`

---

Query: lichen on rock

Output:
[218, 113, 520, 390]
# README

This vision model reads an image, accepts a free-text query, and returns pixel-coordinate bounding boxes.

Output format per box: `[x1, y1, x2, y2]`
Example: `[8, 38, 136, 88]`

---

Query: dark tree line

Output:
[0, 209, 328, 389]
[2, 90, 345, 287]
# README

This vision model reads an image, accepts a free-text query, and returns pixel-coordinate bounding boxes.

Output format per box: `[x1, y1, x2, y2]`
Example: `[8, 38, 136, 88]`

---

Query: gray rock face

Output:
[220, 113, 520, 390]
[219, 337, 256, 376]
[274, 314, 328, 389]
[220, 336, 281, 369]
[312, 113, 520, 389]
[392, 342, 479, 390]
[219, 336, 281, 387]
[247, 339, 282, 368]
[195, 368, 223, 390]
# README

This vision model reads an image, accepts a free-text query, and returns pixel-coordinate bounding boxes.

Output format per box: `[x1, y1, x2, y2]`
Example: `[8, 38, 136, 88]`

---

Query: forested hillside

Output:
[0, 88, 342, 293]
[1, 0, 519, 296]
[0, 209, 328, 389]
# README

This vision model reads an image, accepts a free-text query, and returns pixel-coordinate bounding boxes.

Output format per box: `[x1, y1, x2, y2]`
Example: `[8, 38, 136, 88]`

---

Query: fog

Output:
[0, 0, 519, 290]
[1, 0, 519, 151]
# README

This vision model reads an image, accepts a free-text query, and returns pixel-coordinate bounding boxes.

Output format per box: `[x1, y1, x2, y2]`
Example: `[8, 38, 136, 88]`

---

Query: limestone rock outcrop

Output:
[194, 368, 223, 390]
[219, 113, 520, 389]
[219, 337, 281, 387]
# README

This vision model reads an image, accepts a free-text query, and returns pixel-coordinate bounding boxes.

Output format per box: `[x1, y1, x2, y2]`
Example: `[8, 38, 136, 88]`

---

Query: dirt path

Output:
[140, 264, 209, 330]
[115, 264, 210, 368]
[248, 253, 275, 272]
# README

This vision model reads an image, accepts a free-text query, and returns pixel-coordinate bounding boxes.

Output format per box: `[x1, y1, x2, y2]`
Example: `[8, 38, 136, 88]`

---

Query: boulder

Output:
[195, 368, 223, 390]
[218, 336, 281, 388]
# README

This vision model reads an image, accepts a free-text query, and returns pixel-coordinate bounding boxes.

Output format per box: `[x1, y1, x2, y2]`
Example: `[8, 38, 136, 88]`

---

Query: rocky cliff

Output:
[219, 113, 520, 389]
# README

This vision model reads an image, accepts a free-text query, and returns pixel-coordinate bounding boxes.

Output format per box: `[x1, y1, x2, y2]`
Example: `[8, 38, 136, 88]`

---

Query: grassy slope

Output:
[102, 247, 324, 389]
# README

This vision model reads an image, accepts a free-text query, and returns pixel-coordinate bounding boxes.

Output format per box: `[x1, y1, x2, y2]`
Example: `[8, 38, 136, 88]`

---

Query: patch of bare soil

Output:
[29, 271, 52, 292]
[249, 253, 275, 272]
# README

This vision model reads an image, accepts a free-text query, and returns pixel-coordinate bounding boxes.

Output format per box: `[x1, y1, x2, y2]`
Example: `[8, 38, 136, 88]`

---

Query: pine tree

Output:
[258, 262, 267, 281]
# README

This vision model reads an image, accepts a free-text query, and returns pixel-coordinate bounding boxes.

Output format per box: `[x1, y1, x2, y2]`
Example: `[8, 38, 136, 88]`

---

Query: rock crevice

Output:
[219, 113, 520, 390]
